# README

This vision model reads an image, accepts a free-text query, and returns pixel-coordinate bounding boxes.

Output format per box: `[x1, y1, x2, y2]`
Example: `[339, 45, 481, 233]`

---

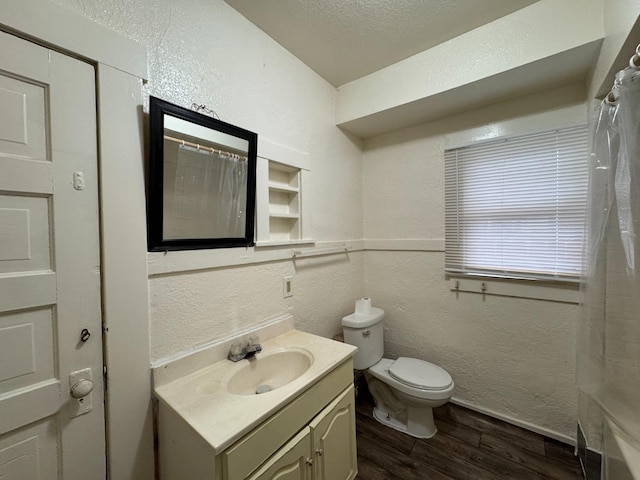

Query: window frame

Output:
[444, 124, 589, 285]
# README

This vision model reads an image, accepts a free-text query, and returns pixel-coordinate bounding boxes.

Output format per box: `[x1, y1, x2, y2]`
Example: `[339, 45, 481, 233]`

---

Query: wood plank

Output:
[434, 403, 547, 455]
[480, 433, 583, 480]
[544, 437, 580, 466]
[434, 417, 481, 448]
[357, 432, 454, 480]
[357, 392, 582, 480]
[356, 455, 397, 480]
[411, 433, 500, 480]
[414, 432, 553, 480]
[356, 411, 416, 456]
[356, 397, 375, 417]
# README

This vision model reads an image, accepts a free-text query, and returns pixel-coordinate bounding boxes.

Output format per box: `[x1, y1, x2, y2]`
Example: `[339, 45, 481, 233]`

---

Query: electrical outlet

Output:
[283, 276, 293, 298]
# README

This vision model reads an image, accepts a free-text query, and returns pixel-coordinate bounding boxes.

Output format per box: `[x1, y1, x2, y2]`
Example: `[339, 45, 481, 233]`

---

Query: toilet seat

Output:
[368, 357, 454, 401]
[388, 357, 453, 391]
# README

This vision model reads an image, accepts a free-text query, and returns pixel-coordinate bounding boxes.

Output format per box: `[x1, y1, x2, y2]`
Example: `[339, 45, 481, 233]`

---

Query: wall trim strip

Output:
[1, 0, 147, 79]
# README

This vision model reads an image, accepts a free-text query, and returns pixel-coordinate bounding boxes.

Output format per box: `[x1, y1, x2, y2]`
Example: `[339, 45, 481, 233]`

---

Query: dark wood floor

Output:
[355, 388, 583, 480]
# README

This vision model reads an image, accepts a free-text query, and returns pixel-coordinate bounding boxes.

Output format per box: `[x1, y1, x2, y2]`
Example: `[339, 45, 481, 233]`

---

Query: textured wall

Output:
[47, 0, 613, 448]
[336, 0, 603, 126]
[364, 251, 579, 438]
[50, 0, 365, 361]
[362, 85, 588, 440]
[150, 254, 364, 360]
[589, 0, 640, 97]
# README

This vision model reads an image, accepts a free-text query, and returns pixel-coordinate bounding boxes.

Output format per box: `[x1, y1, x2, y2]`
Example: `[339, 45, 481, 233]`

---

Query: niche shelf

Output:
[256, 139, 312, 246]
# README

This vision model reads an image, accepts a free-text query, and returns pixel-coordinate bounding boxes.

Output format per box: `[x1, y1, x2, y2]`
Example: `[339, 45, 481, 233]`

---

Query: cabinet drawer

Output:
[222, 359, 352, 480]
[246, 427, 311, 480]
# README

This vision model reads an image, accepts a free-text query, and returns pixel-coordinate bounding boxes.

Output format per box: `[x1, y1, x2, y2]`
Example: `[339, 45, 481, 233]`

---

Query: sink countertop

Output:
[153, 329, 357, 454]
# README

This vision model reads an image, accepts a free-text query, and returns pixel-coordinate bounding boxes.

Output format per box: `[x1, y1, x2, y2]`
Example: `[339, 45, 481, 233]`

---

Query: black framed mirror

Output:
[147, 96, 257, 251]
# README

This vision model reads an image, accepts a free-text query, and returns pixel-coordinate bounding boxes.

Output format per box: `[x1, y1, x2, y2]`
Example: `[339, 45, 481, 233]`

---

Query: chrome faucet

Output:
[228, 335, 262, 362]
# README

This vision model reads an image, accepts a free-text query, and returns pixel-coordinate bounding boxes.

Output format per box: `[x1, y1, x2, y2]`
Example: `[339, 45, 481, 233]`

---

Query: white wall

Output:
[50, 0, 365, 363]
[335, 0, 604, 138]
[362, 84, 589, 441]
[37, 0, 640, 475]
[338, 0, 602, 123]
[38, 2, 363, 479]
[589, 0, 640, 98]
[150, 255, 364, 360]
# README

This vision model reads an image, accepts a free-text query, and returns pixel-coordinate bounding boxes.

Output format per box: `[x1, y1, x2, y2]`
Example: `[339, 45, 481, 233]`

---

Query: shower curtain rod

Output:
[605, 43, 640, 105]
[164, 134, 248, 161]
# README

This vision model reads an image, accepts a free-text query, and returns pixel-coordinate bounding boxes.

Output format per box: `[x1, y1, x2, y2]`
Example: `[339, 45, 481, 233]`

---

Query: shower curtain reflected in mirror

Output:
[578, 68, 640, 453]
[163, 144, 248, 240]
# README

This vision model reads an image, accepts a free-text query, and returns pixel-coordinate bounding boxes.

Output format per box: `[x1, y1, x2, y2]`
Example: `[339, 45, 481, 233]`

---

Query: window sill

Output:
[448, 276, 581, 304]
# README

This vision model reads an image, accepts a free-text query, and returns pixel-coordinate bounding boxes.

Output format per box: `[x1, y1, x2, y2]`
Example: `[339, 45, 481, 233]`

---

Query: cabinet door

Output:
[247, 427, 312, 480]
[310, 386, 357, 480]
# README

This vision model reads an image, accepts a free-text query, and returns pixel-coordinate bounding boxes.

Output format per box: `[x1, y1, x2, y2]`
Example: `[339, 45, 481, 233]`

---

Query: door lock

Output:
[69, 368, 94, 417]
[70, 378, 94, 398]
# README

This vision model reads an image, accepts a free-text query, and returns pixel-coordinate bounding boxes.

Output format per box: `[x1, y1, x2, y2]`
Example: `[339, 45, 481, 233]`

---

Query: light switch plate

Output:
[283, 276, 293, 298]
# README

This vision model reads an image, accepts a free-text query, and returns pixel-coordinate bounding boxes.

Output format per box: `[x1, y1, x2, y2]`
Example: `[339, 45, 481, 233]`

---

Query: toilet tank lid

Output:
[341, 307, 384, 328]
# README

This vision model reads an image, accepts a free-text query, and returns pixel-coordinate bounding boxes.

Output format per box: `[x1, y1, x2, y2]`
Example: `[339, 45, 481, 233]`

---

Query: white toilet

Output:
[342, 301, 454, 439]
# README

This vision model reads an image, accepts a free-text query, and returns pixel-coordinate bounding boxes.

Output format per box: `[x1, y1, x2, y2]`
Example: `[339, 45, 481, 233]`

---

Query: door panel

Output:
[0, 194, 51, 273]
[248, 428, 311, 480]
[310, 386, 357, 480]
[0, 308, 55, 394]
[0, 419, 58, 478]
[0, 29, 105, 479]
[0, 72, 47, 161]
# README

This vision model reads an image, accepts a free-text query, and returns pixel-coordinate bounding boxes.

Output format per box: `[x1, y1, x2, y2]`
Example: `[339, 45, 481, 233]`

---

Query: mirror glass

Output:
[147, 97, 257, 251]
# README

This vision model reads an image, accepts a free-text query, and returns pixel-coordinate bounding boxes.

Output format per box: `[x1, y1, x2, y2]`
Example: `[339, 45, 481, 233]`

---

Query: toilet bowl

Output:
[342, 301, 454, 438]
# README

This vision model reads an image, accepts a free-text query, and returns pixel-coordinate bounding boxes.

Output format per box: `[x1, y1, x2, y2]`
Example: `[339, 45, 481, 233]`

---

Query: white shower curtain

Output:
[578, 67, 640, 452]
[165, 144, 247, 239]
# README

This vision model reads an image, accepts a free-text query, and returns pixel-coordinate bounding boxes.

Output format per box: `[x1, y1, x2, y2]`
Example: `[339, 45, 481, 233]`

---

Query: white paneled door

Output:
[0, 31, 106, 478]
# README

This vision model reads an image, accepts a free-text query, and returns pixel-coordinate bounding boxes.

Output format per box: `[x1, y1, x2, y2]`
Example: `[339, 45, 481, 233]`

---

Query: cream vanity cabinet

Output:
[245, 386, 356, 480]
[157, 357, 358, 480]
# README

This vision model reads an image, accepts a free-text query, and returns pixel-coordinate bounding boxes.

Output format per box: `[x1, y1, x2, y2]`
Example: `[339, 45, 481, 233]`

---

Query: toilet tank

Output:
[341, 307, 384, 370]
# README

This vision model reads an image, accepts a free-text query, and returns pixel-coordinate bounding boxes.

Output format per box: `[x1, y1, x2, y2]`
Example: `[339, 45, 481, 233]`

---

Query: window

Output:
[444, 125, 589, 282]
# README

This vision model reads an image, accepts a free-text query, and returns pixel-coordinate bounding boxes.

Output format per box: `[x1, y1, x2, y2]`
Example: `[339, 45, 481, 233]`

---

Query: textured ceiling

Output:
[224, 0, 541, 86]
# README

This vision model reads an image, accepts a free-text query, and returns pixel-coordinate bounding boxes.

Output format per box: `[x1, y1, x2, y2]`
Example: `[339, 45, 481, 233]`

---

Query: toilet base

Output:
[372, 405, 437, 439]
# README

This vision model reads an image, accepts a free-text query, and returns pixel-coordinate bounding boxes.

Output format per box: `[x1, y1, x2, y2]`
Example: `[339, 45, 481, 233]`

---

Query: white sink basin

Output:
[226, 348, 314, 395]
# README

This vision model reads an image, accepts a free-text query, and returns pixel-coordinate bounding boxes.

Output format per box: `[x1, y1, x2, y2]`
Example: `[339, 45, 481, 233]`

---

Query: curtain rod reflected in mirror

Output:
[163, 134, 248, 161]
[147, 96, 257, 251]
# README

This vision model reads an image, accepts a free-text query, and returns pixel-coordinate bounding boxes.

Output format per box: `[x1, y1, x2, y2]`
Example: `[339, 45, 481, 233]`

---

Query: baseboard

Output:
[450, 397, 575, 445]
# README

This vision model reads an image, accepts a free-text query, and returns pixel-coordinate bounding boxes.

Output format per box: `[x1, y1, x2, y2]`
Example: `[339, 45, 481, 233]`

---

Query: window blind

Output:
[444, 125, 589, 282]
